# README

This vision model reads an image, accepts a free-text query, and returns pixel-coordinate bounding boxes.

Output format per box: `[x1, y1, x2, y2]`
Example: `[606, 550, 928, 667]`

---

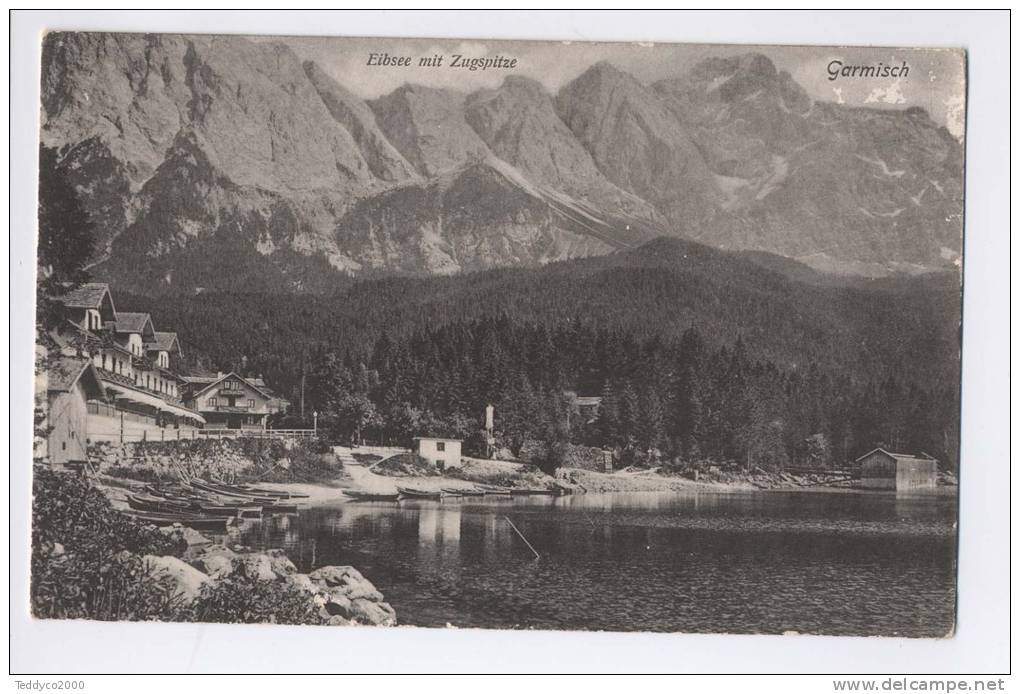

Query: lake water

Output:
[233, 489, 957, 637]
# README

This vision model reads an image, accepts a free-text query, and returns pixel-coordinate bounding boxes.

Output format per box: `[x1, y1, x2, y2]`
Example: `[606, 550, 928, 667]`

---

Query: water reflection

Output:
[236, 489, 957, 636]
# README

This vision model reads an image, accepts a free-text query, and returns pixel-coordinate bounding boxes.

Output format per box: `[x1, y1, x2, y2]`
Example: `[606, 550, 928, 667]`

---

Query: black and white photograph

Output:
[11, 9, 1009, 678]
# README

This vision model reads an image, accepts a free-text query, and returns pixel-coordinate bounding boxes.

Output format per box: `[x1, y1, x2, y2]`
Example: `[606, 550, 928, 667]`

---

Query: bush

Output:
[32, 467, 181, 558]
[32, 549, 189, 621]
[104, 464, 163, 483]
[192, 576, 323, 625]
[31, 467, 187, 620]
[373, 453, 438, 477]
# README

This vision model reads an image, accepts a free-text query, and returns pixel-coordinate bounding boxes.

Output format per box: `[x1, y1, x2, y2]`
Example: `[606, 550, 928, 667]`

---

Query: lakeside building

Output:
[855, 448, 938, 490]
[49, 284, 205, 444]
[42, 284, 292, 461]
[182, 372, 290, 431]
[415, 437, 462, 471]
[41, 356, 106, 466]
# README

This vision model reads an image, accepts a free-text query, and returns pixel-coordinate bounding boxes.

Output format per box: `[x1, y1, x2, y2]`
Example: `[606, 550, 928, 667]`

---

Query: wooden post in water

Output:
[504, 516, 540, 559]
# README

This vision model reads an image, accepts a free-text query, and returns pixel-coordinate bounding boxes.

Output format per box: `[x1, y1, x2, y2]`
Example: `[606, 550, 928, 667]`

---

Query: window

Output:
[436, 441, 446, 452]
[208, 397, 218, 408]
[248, 399, 255, 409]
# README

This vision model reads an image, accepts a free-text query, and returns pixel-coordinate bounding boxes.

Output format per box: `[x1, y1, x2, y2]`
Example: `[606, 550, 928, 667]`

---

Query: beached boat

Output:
[240, 486, 310, 500]
[509, 488, 562, 496]
[189, 480, 276, 503]
[342, 490, 400, 502]
[122, 510, 231, 532]
[397, 487, 443, 500]
[476, 486, 512, 496]
[147, 484, 256, 507]
[209, 478, 310, 500]
[126, 494, 192, 514]
[262, 503, 299, 514]
[442, 487, 486, 497]
[195, 503, 260, 518]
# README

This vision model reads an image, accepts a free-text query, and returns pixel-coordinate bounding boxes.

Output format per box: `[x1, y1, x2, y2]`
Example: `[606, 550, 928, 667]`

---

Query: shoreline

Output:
[249, 458, 960, 502]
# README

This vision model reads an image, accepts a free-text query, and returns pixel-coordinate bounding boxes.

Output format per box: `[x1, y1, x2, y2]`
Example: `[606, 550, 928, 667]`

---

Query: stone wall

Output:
[88, 437, 305, 482]
[518, 440, 609, 472]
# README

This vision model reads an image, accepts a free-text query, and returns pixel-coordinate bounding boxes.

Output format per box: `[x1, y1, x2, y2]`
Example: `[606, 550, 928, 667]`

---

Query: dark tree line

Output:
[303, 317, 959, 471]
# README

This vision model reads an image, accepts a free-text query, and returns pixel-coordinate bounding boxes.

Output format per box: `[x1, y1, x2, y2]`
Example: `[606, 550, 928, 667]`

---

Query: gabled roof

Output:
[180, 375, 217, 384]
[47, 357, 105, 398]
[58, 283, 115, 311]
[145, 331, 182, 355]
[190, 371, 272, 399]
[854, 447, 937, 464]
[112, 312, 155, 337]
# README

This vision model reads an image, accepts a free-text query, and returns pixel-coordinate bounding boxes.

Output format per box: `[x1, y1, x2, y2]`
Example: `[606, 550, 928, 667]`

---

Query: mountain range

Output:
[40, 33, 964, 294]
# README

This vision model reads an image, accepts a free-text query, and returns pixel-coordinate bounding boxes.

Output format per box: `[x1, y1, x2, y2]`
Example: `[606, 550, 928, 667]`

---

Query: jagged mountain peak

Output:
[302, 60, 418, 183]
[368, 83, 491, 177]
[39, 32, 962, 293]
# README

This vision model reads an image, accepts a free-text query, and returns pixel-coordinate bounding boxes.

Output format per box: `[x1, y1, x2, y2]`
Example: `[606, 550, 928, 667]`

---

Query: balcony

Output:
[214, 405, 251, 413]
[219, 386, 246, 396]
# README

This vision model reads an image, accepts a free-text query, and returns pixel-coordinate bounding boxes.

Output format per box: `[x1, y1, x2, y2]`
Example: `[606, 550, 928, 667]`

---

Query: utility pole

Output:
[300, 354, 307, 421]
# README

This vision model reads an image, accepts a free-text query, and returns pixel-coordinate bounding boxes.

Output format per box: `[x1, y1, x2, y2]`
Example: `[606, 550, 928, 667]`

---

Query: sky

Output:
[253, 35, 966, 139]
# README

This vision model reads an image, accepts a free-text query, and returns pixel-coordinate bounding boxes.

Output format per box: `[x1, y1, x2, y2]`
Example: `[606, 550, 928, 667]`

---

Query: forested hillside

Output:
[114, 237, 961, 469]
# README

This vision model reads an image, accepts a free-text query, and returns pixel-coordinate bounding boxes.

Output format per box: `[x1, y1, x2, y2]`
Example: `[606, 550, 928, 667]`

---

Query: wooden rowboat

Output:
[343, 490, 400, 502]
[397, 487, 443, 500]
[209, 478, 310, 500]
[242, 486, 310, 500]
[262, 503, 299, 514]
[509, 488, 562, 496]
[189, 480, 275, 503]
[126, 494, 192, 514]
[148, 485, 263, 509]
[122, 510, 230, 532]
[442, 487, 486, 497]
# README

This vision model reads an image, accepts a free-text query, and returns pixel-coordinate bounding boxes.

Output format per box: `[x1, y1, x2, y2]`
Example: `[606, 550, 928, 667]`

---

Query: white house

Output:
[415, 437, 462, 470]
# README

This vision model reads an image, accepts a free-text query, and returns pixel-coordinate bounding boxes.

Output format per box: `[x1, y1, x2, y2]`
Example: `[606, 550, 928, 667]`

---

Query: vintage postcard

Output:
[33, 32, 964, 638]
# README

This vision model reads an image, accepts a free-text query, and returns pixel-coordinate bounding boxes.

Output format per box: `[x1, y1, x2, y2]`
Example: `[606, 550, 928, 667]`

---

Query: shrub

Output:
[373, 453, 438, 477]
[192, 576, 323, 625]
[32, 549, 189, 621]
[103, 464, 164, 483]
[31, 467, 187, 620]
[32, 467, 181, 558]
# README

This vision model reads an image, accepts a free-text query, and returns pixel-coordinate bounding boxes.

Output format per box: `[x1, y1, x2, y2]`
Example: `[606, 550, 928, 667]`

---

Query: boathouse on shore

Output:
[415, 437, 462, 471]
[44, 357, 105, 467]
[855, 448, 938, 490]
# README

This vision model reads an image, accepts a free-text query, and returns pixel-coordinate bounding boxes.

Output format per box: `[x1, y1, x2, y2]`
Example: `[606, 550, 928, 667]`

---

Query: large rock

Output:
[189, 545, 239, 579]
[284, 573, 317, 595]
[160, 525, 212, 547]
[321, 591, 352, 617]
[263, 549, 298, 578]
[309, 565, 384, 602]
[348, 598, 397, 627]
[144, 555, 212, 603]
[188, 546, 299, 582]
[308, 565, 394, 625]
[234, 553, 276, 582]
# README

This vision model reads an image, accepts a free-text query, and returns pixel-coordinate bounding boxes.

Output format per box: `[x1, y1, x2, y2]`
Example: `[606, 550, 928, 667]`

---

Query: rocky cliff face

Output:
[39, 33, 964, 294]
[652, 54, 964, 269]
